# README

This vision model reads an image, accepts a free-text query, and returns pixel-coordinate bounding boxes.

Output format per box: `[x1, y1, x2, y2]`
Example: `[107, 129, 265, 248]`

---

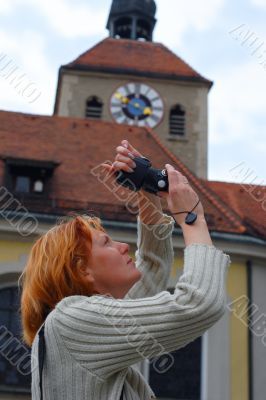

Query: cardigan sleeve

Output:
[52, 243, 231, 380]
[125, 213, 175, 299]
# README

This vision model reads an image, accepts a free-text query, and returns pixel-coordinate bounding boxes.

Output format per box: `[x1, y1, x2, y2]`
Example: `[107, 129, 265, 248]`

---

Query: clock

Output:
[110, 82, 164, 128]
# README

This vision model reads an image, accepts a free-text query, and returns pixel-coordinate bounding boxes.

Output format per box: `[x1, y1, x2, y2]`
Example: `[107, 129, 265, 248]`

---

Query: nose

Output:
[119, 242, 129, 254]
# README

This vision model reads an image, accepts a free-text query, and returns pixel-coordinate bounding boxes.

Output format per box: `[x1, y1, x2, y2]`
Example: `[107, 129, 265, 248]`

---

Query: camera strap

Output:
[38, 324, 124, 400]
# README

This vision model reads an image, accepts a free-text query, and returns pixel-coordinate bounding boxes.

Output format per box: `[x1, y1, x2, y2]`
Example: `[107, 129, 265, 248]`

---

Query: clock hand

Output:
[132, 101, 153, 115]
[133, 103, 152, 115]
[143, 107, 153, 115]
[114, 92, 130, 104]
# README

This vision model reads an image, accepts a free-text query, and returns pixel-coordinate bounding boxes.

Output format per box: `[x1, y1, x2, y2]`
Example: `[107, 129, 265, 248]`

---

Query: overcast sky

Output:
[0, 0, 265, 185]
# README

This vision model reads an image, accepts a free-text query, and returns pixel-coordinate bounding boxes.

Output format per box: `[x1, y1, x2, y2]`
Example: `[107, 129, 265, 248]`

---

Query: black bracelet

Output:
[171, 198, 201, 225]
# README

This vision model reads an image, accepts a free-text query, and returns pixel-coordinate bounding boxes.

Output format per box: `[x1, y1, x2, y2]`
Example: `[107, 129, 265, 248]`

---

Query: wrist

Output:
[180, 217, 212, 246]
[180, 215, 207, 229]
[138, 190, 163, 225]
[138, 190, 161, 207]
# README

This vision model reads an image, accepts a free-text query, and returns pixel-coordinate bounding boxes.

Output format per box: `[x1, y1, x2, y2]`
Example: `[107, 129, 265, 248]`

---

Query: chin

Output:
[134, 269, 142, 282]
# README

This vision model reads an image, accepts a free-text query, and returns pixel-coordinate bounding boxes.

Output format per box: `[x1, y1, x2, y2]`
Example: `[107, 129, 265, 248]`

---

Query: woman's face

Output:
[81, 229, 142, 298]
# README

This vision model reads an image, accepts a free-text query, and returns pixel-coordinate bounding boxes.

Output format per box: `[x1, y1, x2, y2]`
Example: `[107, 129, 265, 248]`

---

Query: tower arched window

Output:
[114, 17, 132, 39]
[169, 104, 186, 136]
[85, 96, 103, 119]
[137, 19, 151, 41]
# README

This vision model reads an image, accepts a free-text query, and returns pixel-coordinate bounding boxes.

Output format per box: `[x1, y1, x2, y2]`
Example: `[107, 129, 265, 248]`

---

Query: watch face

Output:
[110, 83, 164, 128]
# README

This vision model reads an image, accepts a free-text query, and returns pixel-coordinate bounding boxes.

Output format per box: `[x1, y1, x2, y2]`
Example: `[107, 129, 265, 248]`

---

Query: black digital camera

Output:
[115, 156, 168, 195]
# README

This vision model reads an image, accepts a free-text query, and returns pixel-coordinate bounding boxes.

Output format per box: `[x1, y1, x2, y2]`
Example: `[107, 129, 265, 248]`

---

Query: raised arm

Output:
[125, 213, 175, 299]
[125, 190, 175, 299]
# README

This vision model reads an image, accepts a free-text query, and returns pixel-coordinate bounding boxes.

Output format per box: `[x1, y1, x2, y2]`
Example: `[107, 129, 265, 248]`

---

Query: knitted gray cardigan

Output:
[31, 214, 231, 399]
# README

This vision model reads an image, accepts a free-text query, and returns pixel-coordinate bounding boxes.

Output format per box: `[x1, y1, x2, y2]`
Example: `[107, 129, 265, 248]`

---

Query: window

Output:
[33, 180, 44, 193]
[85, 96, 103, 119]
[169, 104, 186, 136]
[136, 19, 151, 41]
[0, 286, 31, 393]
[149, 337, 202, 399]
[114, 17, 132, 39]
[14, 176, 30, 193]
[149, 287, 202, 399]
[4, 157, 57, 196]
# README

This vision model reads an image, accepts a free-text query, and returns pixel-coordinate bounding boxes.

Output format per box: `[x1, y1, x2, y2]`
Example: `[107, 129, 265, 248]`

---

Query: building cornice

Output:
[0, 213, 265, 260]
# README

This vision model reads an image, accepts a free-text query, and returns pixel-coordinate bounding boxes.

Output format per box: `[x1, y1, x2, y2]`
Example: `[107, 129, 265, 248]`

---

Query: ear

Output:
[78, 265, 95, 284]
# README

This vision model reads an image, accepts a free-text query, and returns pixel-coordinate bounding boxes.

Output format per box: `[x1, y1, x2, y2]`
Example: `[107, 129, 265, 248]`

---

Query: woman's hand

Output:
[112, 140, 142, 173]
[159, 164, 205, 227]
[101, 139, 142, 176]
[101, 139, 163, 224]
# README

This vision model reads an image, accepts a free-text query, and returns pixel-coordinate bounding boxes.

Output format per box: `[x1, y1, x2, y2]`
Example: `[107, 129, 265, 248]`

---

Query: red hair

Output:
[19, 214, 105, 346]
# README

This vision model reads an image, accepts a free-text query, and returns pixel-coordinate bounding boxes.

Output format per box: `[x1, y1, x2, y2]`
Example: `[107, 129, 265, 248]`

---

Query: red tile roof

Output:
[62, 37, 212, 83]
[206, 181, 266, 240]
[0, 109, 264, 240]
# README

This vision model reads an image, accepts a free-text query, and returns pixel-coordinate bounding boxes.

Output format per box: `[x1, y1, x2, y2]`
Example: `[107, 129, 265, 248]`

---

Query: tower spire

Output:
[106, 0, 157, 42]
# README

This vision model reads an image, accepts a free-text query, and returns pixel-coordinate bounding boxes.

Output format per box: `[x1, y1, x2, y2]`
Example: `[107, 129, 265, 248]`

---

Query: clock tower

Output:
[54, 0, 212, 179]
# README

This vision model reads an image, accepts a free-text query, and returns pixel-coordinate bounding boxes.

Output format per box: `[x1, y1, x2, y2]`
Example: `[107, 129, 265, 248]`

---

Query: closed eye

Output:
[100, 234, 112, 246]
[104, 236, 110, 245]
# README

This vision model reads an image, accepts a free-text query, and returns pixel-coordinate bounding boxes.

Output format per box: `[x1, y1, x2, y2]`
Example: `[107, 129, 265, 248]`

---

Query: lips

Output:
[127, 257, 133, 264]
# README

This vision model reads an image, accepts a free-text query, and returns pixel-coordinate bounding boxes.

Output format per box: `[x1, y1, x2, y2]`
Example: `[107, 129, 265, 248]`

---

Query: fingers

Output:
[115, 153, 136, 169]
[101, 163, 115, 175]
[120, 140, 142, 158]
[112, 161, 134, 173]
[114, 140, 141, 174]
[158, 164, 189, 199]
[116, 145, 136, 160]
[165, 164, 185, 190]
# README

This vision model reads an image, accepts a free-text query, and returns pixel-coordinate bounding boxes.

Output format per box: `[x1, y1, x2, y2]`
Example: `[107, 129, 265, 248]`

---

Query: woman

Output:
[20, 140, 231, 400]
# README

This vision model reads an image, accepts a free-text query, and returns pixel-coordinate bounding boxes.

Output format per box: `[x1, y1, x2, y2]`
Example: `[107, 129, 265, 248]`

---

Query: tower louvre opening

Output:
[106, 0, 157, 41]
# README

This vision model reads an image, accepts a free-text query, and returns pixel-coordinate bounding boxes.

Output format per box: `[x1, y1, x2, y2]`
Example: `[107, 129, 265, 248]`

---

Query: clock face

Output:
[110, 83, 164, 128]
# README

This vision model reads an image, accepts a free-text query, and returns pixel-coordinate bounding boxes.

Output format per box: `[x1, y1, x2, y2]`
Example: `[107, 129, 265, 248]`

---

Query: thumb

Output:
[101, 163, 116, 176]
[157, 191, 168, 198]
[121, 139, 142, 157]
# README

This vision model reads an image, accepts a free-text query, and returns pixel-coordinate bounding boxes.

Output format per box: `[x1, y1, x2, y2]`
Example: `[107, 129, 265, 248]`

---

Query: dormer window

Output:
[4, 157, 57, 196]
